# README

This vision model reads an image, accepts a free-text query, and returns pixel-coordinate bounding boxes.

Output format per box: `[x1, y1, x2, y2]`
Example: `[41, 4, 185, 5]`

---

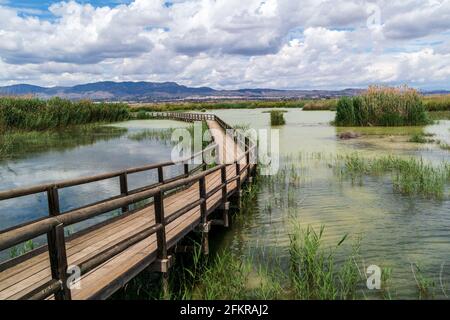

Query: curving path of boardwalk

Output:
[0, 113, 256, 300]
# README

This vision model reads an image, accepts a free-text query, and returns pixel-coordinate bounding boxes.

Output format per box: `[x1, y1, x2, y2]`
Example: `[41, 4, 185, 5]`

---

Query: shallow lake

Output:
[1, 109, 449, 299]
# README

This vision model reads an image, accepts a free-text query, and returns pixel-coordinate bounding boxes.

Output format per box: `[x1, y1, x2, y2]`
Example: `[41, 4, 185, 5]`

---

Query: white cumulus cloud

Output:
[0, 0, 449, 89]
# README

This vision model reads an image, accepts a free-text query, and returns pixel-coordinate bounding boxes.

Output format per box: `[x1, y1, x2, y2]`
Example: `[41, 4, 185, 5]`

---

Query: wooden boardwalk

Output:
[0, 113, 256, 300]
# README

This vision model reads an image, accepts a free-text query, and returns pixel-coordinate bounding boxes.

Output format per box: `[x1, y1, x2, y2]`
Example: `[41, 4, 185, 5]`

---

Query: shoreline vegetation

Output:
[115, 159, 447, 300]
[0, 96, 129, 132]
[1, 90, 449, 135]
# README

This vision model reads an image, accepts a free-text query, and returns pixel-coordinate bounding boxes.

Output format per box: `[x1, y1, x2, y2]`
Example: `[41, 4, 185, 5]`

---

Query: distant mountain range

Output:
[0, 81, 447, 102]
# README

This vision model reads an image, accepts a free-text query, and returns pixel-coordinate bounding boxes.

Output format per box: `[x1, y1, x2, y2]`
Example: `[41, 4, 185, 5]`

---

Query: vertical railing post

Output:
[120, 172, 128, 213]
[153, 189, 172, 299]
[221, 166, 227, 203]
[235, 160, 242, 209]
[199, 176, 210, 254]
[154, 190, 167, 260]
[221, 166, 229, 227]
[47, 186, 60, 216]
[199, 176, 207, 224]
[245, 137, 251, 179]
[158, 166, 164, 184]
[46, 186, 71, 300]
[184, 163, 189, 177]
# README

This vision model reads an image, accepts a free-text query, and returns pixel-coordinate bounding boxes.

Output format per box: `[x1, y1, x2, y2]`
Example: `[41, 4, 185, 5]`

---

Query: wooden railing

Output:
[0, 113, 257, 300]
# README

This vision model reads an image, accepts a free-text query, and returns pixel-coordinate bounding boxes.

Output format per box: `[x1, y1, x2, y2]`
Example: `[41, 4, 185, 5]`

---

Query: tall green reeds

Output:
[270, 110, 286, 126]
[288, 223, 361, 300]
[0, 97, 130, 131]
[335, 86, 429, 126]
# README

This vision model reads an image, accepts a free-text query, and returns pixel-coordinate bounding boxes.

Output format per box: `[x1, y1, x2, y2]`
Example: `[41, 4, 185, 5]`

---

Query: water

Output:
[207, 108, 450, 299]
[1, 110, 449, 299]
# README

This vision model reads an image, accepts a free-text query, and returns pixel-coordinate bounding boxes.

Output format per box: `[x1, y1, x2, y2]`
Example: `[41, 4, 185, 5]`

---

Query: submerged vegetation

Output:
[335, 86, 430, 127]
[0, 97, 129, 131]
[270, 110, 286, 126]
[408, 133, 434, 144]
[127, 121, 212, 149]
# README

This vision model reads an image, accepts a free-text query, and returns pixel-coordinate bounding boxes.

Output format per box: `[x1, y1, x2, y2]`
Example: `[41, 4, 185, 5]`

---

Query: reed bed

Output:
[423, 95, 450, 111]
[335, 86, 429, 126]
[333, 153, 450, 199]
[0, 97, 129, 131]
[288, 223, 361, 300]
[302, 99, 338, 111]
[270, 110, 286, 126]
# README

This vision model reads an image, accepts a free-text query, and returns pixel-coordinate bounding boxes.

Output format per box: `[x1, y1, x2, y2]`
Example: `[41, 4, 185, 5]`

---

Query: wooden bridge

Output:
[0, 113, 257, 300]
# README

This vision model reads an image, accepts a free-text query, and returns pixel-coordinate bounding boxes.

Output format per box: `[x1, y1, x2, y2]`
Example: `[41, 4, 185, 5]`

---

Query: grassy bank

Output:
[335, 86, 429, 126]
[0, 97, 129, 131]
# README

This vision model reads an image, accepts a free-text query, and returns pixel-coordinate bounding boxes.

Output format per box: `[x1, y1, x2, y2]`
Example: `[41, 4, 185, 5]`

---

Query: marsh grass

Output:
[335, 86, 429, 126]
[288, 223, 361, 300]
[302, 99, 338, 111]
[0, 97, 130, 131]
[128, 128, 175, 144]
[333, 153, 450, 199]
[172, 248, 285, 300]
[438, 141, 450, 151]
[428, 111, 450, 120]
[423, 94, 450, 111]
[411, 264, 436, 299]
[130, 100, 305, 112]
[408, 133, 432, 143]
[9, 240, 35, 258]
[270, 110, 286, 126]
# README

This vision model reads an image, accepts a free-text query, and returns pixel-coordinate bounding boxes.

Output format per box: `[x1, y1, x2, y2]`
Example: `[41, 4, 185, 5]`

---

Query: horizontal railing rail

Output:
[0, 112, 257, 301]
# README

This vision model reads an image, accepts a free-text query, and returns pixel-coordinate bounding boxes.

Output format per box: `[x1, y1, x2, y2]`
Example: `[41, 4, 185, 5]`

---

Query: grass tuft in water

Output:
[288, 223, 361, 300]
[334, 154, 450, 200]
[270, 110, 286, 126]
[411, 264, 436, 299]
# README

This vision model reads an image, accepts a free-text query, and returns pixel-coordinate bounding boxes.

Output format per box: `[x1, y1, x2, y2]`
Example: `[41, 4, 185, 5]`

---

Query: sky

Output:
[0, 0, 450, 90]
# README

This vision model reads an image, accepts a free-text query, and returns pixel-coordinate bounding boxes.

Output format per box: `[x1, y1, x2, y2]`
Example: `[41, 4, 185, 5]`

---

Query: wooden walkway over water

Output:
[0, 113, 257, 300]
